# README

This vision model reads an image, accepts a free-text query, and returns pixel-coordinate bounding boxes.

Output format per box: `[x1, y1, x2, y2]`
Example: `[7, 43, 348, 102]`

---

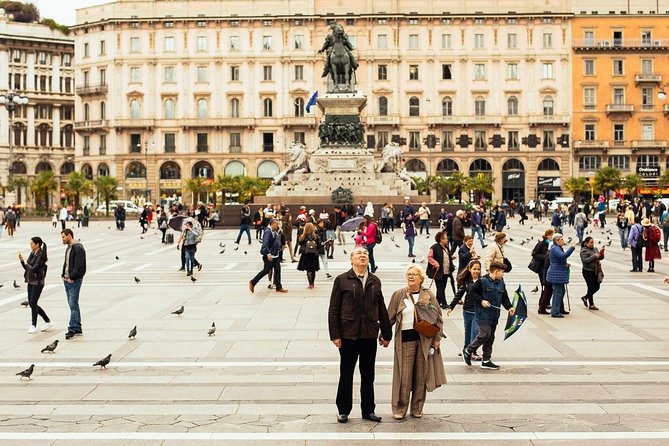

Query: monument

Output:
[265, 23, 417, 203]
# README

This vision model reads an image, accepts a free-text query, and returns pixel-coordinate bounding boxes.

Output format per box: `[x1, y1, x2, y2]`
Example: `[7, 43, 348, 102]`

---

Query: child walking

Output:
[447, 259, 483, 361]
[462, 261, 515, 370]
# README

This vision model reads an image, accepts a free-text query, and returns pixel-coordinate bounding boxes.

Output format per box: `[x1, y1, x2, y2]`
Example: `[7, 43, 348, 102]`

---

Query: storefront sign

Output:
[537, 176, 560, 188]
[637, 166, 660, 178]
[503, 172, 525, 187]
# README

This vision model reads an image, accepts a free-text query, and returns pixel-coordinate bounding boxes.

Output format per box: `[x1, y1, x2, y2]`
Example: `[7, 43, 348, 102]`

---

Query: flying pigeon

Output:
[41, 340, 59, 354]
[93, 354, 112, 369]
[16, 364, 34, 380]
[531, 286, 539, 293]
[219, 243, 226, 248]
[343, 249, 347, 255]
[134, 277, 141, 284]
[390, 236, 395, 242]
[140, 236, 144, 240]
[606, 240, 612, 247]
[520, 241, 526, 245]
[207, 322, 216, 336]
[172, 306, 184, 317]
[128, 326, 137, 339]
[13, 280, 20, 289]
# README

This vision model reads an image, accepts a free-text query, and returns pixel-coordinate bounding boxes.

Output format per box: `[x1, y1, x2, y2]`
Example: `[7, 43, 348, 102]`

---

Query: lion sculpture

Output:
[272, 142, 309, 185]
[376, 142, 402, 173]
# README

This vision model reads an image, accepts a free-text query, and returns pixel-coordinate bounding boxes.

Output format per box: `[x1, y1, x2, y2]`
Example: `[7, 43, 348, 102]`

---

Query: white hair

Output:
[405, 263, 426, 283]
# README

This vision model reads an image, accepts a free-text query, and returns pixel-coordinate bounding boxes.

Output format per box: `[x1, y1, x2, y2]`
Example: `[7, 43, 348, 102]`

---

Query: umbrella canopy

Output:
[168, 215, 186, 231]
[340, 216, 364, 232]
[504, 285, 528, 340]
[168, 216, 203, 241]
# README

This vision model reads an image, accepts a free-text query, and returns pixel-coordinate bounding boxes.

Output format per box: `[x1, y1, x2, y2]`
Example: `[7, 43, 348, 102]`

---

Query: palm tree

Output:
[183, 177, 208, 205]
[93, 175, 119, 216]
[214, 175, 241, 205]
[444, 172, 468, 203]
[564, 177, 590, 202]
[593, 166, 621, 205]
[622, 174, 644, 199]
[30, 171, 59, 212]
[64, 172, 93, 210]
[467, 175, 495, 204]
[239, 177, 270, 203]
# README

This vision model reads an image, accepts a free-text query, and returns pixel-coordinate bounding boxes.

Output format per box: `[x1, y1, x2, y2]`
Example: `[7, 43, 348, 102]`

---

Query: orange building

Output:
[572, 15, 669, 194]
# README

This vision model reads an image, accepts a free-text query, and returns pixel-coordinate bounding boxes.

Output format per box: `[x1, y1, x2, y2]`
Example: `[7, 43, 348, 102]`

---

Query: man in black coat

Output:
[328, 246, 392, 424]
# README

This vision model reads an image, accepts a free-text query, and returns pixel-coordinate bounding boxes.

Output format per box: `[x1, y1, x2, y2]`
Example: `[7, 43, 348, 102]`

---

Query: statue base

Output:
[309, 147, 374, 173]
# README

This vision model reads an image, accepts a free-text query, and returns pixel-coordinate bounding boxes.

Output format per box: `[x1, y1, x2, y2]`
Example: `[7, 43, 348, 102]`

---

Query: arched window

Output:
[294, 97, 305, 117]
[475, 96, 486, 116]
[538, 158, 560, 171]
[436, 158, 459, 175]
[507, 96, 518, 115]
[197, 99, 208, 118]
[378, 96, 388, 116]
[83, 103, 90, 121]
[230, 98, 240, 118]
[263, 98, 273, 117]
[469, 158, 493, 173]
[579, 155, 601, 171]
[100, 101, 106, 120]
[129, 99, 141, 119]
[97, 163, 109, 177]
[224, 160, 246, 176]
[60, 162, 75, 175]
[81, 163, 93, 180]
[502, 158, 524, 171]
[442, 96, 453, 116]
[159, 161, 181, 179]
[257, 160, 280, 178]
[192, 160, 214, 179]
[409, 96, 420, 116]
[164, 99, 175, 119]
[11, 161, 27, 174]
[543, 96, 554, 116]
[35, 161, 52, 173]
[405, 159, 426, 172]
[125, 161, 146, 178]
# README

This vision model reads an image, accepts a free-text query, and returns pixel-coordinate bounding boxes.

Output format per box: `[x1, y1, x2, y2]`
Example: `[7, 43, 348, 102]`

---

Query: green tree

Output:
[593, 166, 621, 204]
[238, 177, 270, 203]
[213, 175, 241, 205]
[63, 172, 93, 210]
[658, 170, 669, 195]
[183, 177, 209, 205]
[30, 170, 58, 211]
[0, 1, 40, 22]
[564, 177, 590, 202]
[93, 175, 119, 216]
[622, 174, 644, 199]
[467, 175, 495, 204]
[444, 172, 468, 203]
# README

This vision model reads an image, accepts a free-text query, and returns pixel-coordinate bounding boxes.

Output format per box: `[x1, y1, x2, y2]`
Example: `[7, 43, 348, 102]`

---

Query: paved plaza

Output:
[0, 218, 668, 445]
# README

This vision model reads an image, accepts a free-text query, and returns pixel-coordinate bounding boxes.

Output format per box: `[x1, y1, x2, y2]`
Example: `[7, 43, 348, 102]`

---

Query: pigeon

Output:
[566, 237, 572, 243]
[531, 286, 539, 293]
[520, 241, 526, 245]
[207, 322, 216, 336]
[506, 226, 510, 229]
[134, 277, 141, 284]
[419, 258, 426, 263]
[394, 243, 401, 248]
[140, 236, 144, 240]
[115, 256, 119, 260]
[343, 249, 347, 255]
[219, 242, 226, 248]
[128, 326, 137, 339]
[93, 354, 111, 369]
[16, 364, 34, 380]
[606, 236, 610, 240]
[20, 300, 29, 307]
[172, 306, 184, 316]
[597, 240, 601, 245]
[411, 258, 416, 263]
[13, 280, 20, 289]
[509, 238, 514, 242]
[530, 226, 533, 229]
[190, 276, 197, 282]
[234, 246, 239, 251]
[41, 340, 59, 353]
[244, 251, 248, 255]
[0, 284, 3, 288]
[426, 235, 430, 239]
[390, 236, 395, 242]
[219, 249, 225, 254]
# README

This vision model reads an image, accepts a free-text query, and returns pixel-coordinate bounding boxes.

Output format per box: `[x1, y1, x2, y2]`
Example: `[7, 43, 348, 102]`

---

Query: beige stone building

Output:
[72, 0, 577, 204]
[0, 10, 74, 207]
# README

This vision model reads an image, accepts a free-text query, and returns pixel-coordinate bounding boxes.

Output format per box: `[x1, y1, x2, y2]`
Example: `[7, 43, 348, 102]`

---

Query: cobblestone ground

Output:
[0, 219, 667, 445]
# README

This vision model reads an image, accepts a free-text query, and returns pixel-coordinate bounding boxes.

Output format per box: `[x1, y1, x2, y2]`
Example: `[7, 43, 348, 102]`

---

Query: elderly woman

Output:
[387, 264, 446, 420]
[546, 233, 577, 318]
[457, 235, 478, 275]
[485, 232, 508, 273]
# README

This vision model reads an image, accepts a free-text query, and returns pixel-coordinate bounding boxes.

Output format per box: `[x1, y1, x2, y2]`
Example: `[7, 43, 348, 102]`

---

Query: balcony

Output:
[632, 140, 668, 151]
[367, 115, 400, 126]
[605, 104, 634, 116]
[634, 73, 662, 85]
[529, 114, 570, 126]
[262, 144, 274, 152]
[282, 116, 318, 127]
[181, 118, 255, 129]
[575, 140, 610, 152]
[427, 115, 464, 127]
[463, 115, 502, 127]
[573, 39, 668, 51]
[115, 119, 155, 129]
[74, 120, 109, 131]
[76, 84, 108, 96]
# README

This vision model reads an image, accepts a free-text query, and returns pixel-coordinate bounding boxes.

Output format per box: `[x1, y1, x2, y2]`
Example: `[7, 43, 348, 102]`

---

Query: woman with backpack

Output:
[158, 211, 168, 243]
[297, 222, 321, 288]
[642, 218, 661, 273]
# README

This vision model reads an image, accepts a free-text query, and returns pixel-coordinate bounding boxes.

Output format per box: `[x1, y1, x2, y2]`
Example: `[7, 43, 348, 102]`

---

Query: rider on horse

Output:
[318, 23, 358, 79]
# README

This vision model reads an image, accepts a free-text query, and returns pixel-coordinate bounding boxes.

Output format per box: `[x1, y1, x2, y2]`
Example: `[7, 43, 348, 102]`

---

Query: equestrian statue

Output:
[318, 23, 358, 92]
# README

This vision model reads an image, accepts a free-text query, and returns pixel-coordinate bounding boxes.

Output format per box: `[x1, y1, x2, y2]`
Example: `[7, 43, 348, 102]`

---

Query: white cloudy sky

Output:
[30, 0, 109, 25]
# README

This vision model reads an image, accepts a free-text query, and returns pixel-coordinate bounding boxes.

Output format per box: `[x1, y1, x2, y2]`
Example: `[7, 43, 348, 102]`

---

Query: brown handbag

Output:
[409, 292, 440, 338]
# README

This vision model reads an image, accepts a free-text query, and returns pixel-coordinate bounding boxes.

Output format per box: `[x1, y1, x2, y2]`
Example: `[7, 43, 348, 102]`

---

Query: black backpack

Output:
[375, 223, 383, 244]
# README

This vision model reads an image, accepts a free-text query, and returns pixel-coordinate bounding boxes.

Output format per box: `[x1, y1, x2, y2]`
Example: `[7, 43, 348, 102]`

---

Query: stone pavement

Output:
[0, 218, 668, 445]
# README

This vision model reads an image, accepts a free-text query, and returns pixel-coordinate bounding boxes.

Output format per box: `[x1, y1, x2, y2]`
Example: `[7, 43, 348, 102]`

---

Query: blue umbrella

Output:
[340, 216, 364, 232]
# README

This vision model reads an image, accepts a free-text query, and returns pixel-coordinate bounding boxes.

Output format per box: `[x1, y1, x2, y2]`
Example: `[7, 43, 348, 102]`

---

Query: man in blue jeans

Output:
[61, 229, 87, 340]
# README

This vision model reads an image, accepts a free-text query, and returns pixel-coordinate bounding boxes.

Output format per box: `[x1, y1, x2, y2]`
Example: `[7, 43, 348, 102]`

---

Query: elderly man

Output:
[328, 246, 392, 424]
[249, 219, 287, 293]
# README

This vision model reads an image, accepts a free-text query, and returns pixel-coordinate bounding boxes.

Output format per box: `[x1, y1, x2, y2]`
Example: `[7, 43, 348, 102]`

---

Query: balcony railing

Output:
[573, 39, 667, 50]
[605, 104, 634, 115]
[115, 119, 155, 129]
[181, 118, 255, 128]
[282, 116, 318, 127]
[263, 144, 274, 152]
[76, 84, 108, 96]
[74, 120, 109, 130]
[634, 73, 662, 85]
[426, 115, 464, 126]
[82, 147, 90, 156]
[632, 140, 668, 149]
[575, 140, 610, 149]
[529, 114, 570, 126]
[367, 115, 401, 126]
[465, 115, 502, 126]
[196, 144, 209, 153]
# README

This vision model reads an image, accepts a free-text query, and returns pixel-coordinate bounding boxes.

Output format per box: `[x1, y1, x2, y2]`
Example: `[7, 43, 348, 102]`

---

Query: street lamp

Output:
[0, 92, 29, 185]
[657, 83, 669, 100]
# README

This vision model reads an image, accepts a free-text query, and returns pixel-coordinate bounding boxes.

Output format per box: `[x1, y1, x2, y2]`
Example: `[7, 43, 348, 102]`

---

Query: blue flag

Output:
[305, 91, 318, 113]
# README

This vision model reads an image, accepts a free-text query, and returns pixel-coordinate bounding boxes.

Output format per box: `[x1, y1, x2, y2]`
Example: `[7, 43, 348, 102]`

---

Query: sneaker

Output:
[326, 273, 333, 279]
[65, 331, 75, 340]
[462, 348, 472, 366]
[276, 288, 288, 293]
[74, 331, 83, 337]
[27, 325, 37, 334]
[589, 305, 599, 310]
[41, 322, 53, 332]
[481, 360, 500, 370]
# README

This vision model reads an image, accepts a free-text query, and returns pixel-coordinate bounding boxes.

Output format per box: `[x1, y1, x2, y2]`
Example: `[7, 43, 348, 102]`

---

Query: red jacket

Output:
[361, 222, 378, 244]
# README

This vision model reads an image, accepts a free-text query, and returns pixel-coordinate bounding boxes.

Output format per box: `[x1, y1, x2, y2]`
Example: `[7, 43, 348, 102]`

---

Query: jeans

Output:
[336, 338, 378, 416]
[599, 212, 606, 228]
[336, 226, 346, 244]
[407, 236, 415, 256]
[472, 226, 485, 248]
[28, 284, 50, 327]
[116, 219, 125, 230]
[64, 279, 83, 333]
[184, 246, 195, 274]
[463, 311, 479, 348]
[319, 253, 330, 274]
[575, 225, 584, 243]
[236, 224, 252, 244]
[551, 283, 565, 317]
[365, 242, 376, 272]
[631, 246, 643, 271]
[466, 323, 496, 362]
[419, 219, 429, 234]
[619, 227, 629, 250]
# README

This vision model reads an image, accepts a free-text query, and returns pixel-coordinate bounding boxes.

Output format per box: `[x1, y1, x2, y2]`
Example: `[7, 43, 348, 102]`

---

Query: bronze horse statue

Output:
[329, 27, 354, 87]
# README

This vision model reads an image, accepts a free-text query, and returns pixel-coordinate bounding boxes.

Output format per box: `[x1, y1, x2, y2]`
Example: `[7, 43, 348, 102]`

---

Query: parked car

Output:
[549, 197, 574, 210]
[96, 200, 141, 215]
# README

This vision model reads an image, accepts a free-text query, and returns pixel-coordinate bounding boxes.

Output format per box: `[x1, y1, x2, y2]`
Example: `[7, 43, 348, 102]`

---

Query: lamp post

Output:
[137, 138, 154, 203]
[658, 83, 669, 100]
[0, 92, 29, 188]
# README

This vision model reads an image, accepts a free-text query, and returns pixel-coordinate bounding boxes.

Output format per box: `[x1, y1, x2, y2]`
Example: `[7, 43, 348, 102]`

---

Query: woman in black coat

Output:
[297, 222, 321, 289]
[426, 231, 452, 308]
[18, 237, 52, 333]
[532, 229, 554, 314]
[447, 259, 482, 360]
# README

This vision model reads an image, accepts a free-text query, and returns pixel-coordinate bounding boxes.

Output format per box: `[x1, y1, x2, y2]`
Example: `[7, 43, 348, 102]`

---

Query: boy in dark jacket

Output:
[462, 261, 515, 370]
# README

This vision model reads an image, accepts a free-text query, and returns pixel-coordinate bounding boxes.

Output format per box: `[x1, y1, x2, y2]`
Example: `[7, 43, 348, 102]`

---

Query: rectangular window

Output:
[99, 134, 106, 155]
[442, 130, 454, 151]
[377, 131, 389, 149]
[507, 33, 517, 48]
[294, 34, 304, 49]
[196, 66, 208, 82]
[474, 131, 487, 151]
[474, 33, 484, 49]
[196, 133, 208, 152]
[83, 70, 90, 87]
[613, 87, 625, 104]
[294, 65, 303, 80]
[542, 33, 552, 48]
[229, 133, 241, 152]
[409, 34, 419, 49]
[409, 65, 419, 80]
[442, 64, 452, 80]
[197, 36, 208, 51]
[164, 133, 176, 153]
[230, 65, 240, 81]
[609, 155, 629, 171]
[584, 31, 595, 46]
[62, 53, 71, 66]
[613, 59, 624, 75]
[263, 65, 272, 81]
[585, 124, 596, 141]
[378, 64, 387, 80]
[83, 42, 89, 57]
[378, 34, 387, 49]
[441, 34, 452, 49]
[164, 66, 175, 82]
[584, 59, 595, 75]
[641, 59, 653, 74]
[642, 87, 654, 108]
[613, 31, 623, 47]
[542, 63, 554, 79]
[293, 131, 305, 144]
[409, 131, 421, 150]
[130, 37, 140, 52]
[507, 131, 519, 150]
[614, 124, 625, 142]
[230, 35, 240, 50]
[642, 124, 654, 140]
[506, 63, 518, 80]
[130, 67, 141, 83]
[130, 134, 141, 153]
[641, 30, 652, 46]
[83, 136, 90, 154]
[99, 68, 106, 85]
[262, 35, 272, 50]
[584, 87, 596, 107]
[543, 130, 555, 150]
[165, 36, 175, 52]
[474, 64, 485, 80]
[99, 40, 106, 55]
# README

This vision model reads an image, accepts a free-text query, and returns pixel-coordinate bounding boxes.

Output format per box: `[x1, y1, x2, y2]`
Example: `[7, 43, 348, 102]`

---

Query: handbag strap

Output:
[407, 288, 420, 322]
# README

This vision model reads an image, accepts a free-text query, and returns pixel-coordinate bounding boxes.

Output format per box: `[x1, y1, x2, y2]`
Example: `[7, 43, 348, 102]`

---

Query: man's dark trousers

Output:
[336, 338, 377, 416]
[251, 255, 282, 289]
